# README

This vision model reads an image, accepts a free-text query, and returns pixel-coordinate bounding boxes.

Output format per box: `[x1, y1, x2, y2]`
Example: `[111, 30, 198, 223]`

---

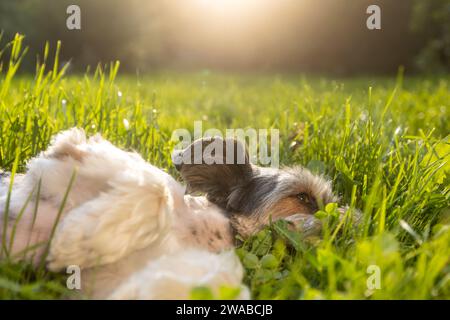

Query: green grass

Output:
[0, 34, 449, 299]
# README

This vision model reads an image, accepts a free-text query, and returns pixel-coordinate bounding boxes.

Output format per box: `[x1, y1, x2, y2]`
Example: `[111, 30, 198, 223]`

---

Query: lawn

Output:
[0, 36, 449, 299]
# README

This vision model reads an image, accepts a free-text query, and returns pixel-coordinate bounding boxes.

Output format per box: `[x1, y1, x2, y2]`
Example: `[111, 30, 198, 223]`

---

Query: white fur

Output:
[109, 249, 249, 300]
[0, 128, 247, 299]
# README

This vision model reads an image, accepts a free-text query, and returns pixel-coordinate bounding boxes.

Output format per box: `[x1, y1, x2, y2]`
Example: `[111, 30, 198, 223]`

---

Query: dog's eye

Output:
[297, 192, 311, 205]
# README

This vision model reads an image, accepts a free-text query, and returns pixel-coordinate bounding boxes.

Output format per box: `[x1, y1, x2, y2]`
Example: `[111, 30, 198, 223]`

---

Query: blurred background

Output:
[0, 0, 449, 75]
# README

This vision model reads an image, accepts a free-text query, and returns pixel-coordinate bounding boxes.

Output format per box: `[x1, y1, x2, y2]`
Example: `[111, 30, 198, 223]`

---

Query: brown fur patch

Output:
[269, 196, 313, 218]
[230, 195, 317, 238]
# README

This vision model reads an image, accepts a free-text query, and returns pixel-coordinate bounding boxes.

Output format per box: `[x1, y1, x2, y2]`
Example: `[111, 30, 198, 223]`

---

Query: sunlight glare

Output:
[194, 0, 263, 15]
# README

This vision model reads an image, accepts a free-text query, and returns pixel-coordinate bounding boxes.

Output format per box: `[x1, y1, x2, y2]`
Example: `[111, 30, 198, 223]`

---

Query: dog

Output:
[0, 128, 350, 299]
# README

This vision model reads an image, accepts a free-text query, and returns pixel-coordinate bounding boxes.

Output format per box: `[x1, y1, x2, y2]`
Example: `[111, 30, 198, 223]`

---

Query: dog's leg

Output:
[0, 128, 110, 262]
[2, 127, 176, 265]
[46, 166, 174, 271]
[25, 128, 144, 207]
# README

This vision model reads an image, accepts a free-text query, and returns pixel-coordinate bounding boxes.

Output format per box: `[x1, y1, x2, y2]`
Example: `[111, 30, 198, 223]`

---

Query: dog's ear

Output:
[173, 137, 254, 210]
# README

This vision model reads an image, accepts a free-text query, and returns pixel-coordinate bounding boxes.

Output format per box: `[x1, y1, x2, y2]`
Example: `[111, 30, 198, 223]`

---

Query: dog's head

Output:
[173, 137, 338, 237]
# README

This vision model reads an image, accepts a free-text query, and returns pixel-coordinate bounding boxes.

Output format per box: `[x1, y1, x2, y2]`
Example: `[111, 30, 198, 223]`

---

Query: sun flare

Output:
[193, 0, 264, 16]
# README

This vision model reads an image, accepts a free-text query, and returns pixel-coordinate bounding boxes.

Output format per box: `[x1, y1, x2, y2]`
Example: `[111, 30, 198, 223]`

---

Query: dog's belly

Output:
[79, 204, 235, 299]
[173, 195, 235, 252]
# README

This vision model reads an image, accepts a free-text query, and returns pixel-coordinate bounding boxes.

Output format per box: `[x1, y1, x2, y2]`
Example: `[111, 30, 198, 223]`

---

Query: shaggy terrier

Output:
[0, 128, 350, 299]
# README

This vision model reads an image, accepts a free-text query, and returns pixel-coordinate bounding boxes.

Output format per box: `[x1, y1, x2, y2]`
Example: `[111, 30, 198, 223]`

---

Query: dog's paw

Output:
[44, 127, 88, 161]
